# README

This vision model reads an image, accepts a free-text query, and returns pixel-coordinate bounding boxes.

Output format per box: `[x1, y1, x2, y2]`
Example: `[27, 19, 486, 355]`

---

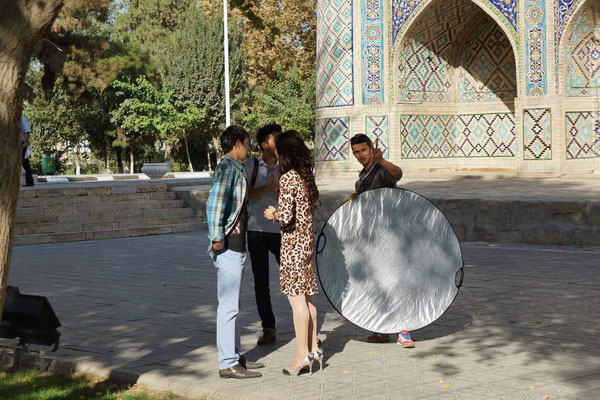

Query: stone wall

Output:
[313, 193, 600, 246]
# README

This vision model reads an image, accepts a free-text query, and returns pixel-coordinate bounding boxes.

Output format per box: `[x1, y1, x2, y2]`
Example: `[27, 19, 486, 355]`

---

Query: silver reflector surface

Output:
[316, 188, 463, 333]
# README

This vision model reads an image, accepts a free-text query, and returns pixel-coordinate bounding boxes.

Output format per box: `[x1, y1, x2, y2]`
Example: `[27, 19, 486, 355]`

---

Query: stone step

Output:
[18, 183, 169, 197]
[12, 221, 208, 246]
[171, 185, 210, 218]
[14, 215, 201, 236]
[16, 199, 185, 219]
[16, 192, 178, 211]
[14, 183, 208, 245]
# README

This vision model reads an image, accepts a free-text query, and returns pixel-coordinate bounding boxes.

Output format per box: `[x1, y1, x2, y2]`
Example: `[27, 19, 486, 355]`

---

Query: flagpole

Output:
[223, 0, 231, 127]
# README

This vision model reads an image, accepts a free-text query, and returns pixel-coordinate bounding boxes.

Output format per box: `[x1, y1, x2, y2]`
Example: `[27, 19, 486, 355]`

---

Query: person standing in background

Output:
[244, 124, 282, 345]
[21, 116, 34, 187]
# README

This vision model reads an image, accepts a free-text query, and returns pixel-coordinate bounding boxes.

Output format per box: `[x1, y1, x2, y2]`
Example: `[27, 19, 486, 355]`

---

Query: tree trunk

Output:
[183, 131, 194, 172]
[164, 141, 171, 162]
[104, 148, 108, 173]
[129, 142, 135, 174]
[115, 146, 124, 173]
[210, 136, 221, 172]
[212, 136, 221, 160]
[74, 141, 80, 175]
[0, 0, 64, 320]
[103, 137, 109, 173]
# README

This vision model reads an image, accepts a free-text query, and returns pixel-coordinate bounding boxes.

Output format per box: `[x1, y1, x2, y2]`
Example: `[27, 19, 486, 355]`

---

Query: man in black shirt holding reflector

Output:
[347, 134, 415, 348]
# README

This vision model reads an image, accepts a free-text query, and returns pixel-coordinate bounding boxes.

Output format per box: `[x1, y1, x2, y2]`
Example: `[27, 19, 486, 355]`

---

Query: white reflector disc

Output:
[316, 188, 463, 333]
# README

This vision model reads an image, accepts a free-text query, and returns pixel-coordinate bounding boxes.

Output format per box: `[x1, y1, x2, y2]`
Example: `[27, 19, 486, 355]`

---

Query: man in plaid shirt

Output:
[207, 125, 264, 379]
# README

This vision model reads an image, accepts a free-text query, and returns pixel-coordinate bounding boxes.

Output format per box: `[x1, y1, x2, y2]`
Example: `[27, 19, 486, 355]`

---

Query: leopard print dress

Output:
[276, 170, 318, 296]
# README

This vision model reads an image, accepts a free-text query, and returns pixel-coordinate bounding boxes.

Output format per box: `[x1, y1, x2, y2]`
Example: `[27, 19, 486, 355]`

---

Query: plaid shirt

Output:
[206, 155, 248, 254]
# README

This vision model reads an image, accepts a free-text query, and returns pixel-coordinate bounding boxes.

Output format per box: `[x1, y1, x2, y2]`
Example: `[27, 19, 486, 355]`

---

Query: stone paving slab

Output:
[4, 233, 600, 400]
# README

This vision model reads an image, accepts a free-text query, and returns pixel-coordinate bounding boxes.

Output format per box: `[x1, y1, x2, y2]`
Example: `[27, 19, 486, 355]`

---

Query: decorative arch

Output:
[390, 0, 521, 98]
[560, 0, 600, 96]
[393, 0, 518, 160]
[555, 0, 590, 93]
[457, 16, 518, 103]
[561, 0, 600, 160]
[555, 0, 588, 51]
[392, 0, 517, 104]
[393, 0, 485, 103]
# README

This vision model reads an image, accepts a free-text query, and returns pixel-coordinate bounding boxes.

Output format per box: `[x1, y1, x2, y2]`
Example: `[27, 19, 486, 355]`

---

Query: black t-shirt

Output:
[224, 199, 248, 252]
[355, 162, 402, 194]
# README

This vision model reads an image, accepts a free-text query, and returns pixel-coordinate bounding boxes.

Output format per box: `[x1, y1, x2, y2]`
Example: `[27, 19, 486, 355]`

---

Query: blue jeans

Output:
[214, 248, 246, 370]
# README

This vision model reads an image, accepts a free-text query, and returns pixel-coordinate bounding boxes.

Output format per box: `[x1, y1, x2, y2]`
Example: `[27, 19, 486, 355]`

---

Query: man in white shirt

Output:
[243, 124, 282, 345]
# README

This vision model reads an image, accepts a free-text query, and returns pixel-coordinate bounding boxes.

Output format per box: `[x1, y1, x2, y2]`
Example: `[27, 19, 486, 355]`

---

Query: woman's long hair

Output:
[276, 130, 319, 210]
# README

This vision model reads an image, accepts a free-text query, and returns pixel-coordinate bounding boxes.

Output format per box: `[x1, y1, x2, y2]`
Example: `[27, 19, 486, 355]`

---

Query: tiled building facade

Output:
[315, 0, 600, 176]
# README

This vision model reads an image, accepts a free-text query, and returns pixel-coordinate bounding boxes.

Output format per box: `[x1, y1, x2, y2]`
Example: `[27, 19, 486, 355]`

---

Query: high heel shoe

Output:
[308, 348, 324, 374]
[282, 356, 312, 376]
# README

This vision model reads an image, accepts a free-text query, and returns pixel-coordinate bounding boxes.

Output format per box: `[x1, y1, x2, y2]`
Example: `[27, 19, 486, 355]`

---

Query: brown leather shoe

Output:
[219, 364, 262, 379]
[257, 330, 276, 345]
[239, 355, 265, 369]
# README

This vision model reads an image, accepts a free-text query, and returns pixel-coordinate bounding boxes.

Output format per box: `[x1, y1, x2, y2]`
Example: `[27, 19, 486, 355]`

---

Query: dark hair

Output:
[256, 124, 282, 150]
[350, 134, 372, 148]
[220, 125, 249, 154]
[276, 130, 319, 210]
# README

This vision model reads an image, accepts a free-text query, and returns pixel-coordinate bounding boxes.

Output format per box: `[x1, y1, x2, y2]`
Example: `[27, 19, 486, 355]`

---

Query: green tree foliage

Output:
[26, 0, 317, 176]
[109, 75, 170, 173]
[60, 35, 155, 96]
[156, 3, 246, 158]
[44, 0, 157, 96]
[236, 0, 316, 86]
[243, 67, 316, 142]
[30, 0, 158, 174]
[24, 66, 112, 174]
[115, 0, 193, 61]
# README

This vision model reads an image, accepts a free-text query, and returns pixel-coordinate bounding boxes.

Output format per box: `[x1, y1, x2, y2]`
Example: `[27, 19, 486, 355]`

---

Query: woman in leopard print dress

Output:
[264, 130, 320, 374]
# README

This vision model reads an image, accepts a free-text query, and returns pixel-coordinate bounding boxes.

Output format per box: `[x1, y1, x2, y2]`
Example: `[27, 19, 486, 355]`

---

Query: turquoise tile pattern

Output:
[554, 0, 586, 50]
[396, 0, 482, 103]
[525, 0, 548, 96]
[365, 116, 389, 158]
[391, 0, 518, 47]
[400, 115, 455, 158]
[362, 0, 385, 104]
[554, 0, 586, 92]
[455, 114, 516, 157]
[565, 1, 600, 97]
[524, 109, 552, 160]
[400, 114, 516, 159]
[566, 112, 600, 159]
[317, 0, 354, 108]
[316, 117, 351, 161]
[458, 16, 517, 102]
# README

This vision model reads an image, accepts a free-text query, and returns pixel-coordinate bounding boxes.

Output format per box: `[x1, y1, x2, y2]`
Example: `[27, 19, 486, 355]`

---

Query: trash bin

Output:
[41, 156, 56, 175]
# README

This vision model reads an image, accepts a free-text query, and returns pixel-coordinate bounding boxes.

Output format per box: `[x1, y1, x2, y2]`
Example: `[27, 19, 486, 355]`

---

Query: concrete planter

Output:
[142, 163, 169, 181]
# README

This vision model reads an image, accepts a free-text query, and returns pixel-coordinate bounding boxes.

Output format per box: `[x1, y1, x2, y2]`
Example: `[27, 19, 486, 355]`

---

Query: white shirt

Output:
[21, 116, 30, 143]
[243, 156, 280, 233]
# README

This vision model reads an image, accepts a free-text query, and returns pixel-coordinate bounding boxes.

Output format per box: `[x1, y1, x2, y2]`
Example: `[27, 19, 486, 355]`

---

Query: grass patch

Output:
[0, 369, 187, 400]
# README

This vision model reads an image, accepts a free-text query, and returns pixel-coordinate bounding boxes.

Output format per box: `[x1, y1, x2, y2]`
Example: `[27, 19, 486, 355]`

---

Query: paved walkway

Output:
[4, 233, 600, 400]
[25, 175, 600, 201]
[317, 177, 600, 201]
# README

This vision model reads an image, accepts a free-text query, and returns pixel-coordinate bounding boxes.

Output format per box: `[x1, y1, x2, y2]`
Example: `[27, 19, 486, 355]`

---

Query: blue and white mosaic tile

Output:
[316, 117, 351, 161]
[317, 0, 354, 108]
[365, 116, 389, 158]
[362, 0, 385, 104]
[524, 109, 552, 160]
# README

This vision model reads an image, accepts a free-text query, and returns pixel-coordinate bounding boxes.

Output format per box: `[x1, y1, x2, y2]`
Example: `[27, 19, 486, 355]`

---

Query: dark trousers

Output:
[22, 146, 34, 185]
[247, 230, 281, 331]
